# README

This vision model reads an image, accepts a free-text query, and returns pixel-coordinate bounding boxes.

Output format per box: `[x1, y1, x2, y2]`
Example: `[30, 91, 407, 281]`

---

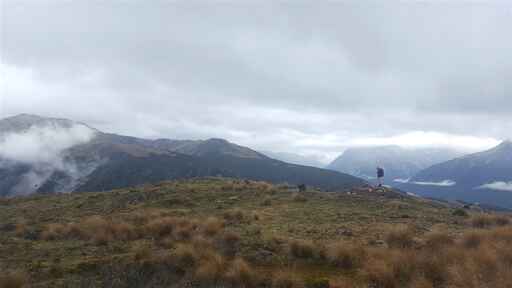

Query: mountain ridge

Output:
[397, 140, 512, 208]
[0, 114, 365, 196]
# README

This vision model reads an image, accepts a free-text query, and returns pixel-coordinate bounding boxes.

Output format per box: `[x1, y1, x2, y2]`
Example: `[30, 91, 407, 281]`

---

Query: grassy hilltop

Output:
[1, 178, 511, 287]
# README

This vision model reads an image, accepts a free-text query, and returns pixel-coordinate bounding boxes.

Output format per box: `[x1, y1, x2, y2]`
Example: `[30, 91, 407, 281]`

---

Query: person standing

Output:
[377, 167, 384, 187]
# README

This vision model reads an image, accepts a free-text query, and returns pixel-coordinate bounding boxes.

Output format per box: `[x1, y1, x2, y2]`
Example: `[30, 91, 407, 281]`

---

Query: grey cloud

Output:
[1, 1, 511, 160]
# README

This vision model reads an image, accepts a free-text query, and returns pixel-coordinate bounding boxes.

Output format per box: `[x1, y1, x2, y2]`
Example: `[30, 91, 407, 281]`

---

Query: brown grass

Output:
[145, 216, 178, 238]
[292, 193, 307, 203]
[14, 222, 27, 238]
[470, 214, 496, 228]
[461, 230, 486, 249]
[326, 242, 365, 270]
[470, 214, 511, 228]
[202, 217, 225, 236]
[218, 231, 241, 256]
[173, 244, 199, 269]
[271, 271, 304, 288]
[364, 259, 396, 288]
[0, 271, 28, 288]
[194, 252, 225, 284]
[11, 181, 512, 287]
[224, 258, 256, 287]
[423, 231, 454, 250]
[289, 239, 317, 259]
[385, 225, 415, 249]
[494, 215, 511, 226]
[223, 209, 246, 224]
[40, 223, 71, 240]
[133, 245, 153, 262]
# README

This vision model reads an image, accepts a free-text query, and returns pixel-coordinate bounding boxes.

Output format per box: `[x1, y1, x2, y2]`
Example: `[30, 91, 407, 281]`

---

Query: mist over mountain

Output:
[327, 146, 463, 184]
[0, 114, 364, 196]
[397, 140, 512, 208]
[260, 151, 325, 168]
[0, 114, 98, 195]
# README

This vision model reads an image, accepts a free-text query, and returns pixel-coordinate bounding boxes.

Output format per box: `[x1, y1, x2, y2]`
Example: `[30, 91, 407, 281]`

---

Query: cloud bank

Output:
[0, 124, 97, 195]
[1, 2, 511, 161]
[477, 181, 512, 192]
[0, 124, 95, 166]
[411, 180, 456, 187]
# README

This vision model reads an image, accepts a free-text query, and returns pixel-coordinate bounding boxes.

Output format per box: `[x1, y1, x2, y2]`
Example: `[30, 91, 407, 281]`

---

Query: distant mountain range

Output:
[397, 140, 512, 209]
[260, 151, 325, 168]
[0, 114, 364, 196]
[327, 146, 463, 184]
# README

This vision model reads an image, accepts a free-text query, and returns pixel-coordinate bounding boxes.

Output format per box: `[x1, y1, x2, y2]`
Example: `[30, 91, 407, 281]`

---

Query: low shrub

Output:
[223, 209, 246, 224]
[470, 214, 495, 228]
[385, 226, 415, 249]
[289, 239, 317, 259]
[224, 258, 256, 287]
[424, 231, 454, 250]
[218, 231, 241, 256]
[194, 252, 225, 284]
[292, 193, 307, 203]
[363, 259, 396, 288]
[202, 217, 225, 236]
[326, 242, 365, 270]
[452, 208, 468, 217]
[173, 244, 198, 270]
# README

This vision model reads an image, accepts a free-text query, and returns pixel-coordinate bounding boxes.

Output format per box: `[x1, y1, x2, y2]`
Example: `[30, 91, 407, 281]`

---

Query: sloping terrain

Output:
[1, 178, 511, 287]
[398, 141, 512, 209]
[328, 146, 462, 184]
[0, 114, 364, 196]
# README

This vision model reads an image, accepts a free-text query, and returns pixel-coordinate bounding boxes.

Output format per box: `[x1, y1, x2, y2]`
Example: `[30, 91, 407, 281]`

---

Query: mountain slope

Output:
[327, 146, 462, 183]
[260, 151, 325, 168]
[398, 141, 512, 208]
[0, 114, 364, 196]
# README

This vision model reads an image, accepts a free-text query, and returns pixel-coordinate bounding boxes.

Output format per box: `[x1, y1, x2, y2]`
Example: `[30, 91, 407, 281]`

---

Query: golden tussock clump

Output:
[326, 242, 366, 270]
[202, 217, 225, 236]
[223, 209, 246, 224]
[224, 258, 256, 287]
[194, 251, 226, 284]
[384, 225, 416, 249]
[470, 214, 511, 228]
[288, 239, 317, 259]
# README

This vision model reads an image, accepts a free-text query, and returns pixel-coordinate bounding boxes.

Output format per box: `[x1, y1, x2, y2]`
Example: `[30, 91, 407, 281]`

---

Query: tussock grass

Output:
[385, 225, 416, 249]
[0, 271, 28, 288]
[271, 271, 304, 288]
[470, 214, 511, 228]
[326, 242, 365, 270]
[288, 239, 317, 259]
[4, 178, 512, 287]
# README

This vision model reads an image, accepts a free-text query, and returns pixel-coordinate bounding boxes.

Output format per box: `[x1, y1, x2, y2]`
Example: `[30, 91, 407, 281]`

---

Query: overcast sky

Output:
[1, 1, 511, 163]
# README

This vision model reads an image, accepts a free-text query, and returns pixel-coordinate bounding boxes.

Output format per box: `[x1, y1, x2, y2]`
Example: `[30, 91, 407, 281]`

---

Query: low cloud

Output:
[393, 178, 410, 184]
[411, 180, 456, 187]
[0, 124, 97, 195]
[0, 124, 95, 166]
[477, 181, 512, 192]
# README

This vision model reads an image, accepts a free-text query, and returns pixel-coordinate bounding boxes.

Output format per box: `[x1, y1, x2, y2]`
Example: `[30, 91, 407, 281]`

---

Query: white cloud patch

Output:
[0, 125, 95, 166]
[477, 182, 512, 192]
[346, 131, 500, 153]
[393, 178, 410, 183]
[0, 124, 97, 195]
[412, 180, 456, 187]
